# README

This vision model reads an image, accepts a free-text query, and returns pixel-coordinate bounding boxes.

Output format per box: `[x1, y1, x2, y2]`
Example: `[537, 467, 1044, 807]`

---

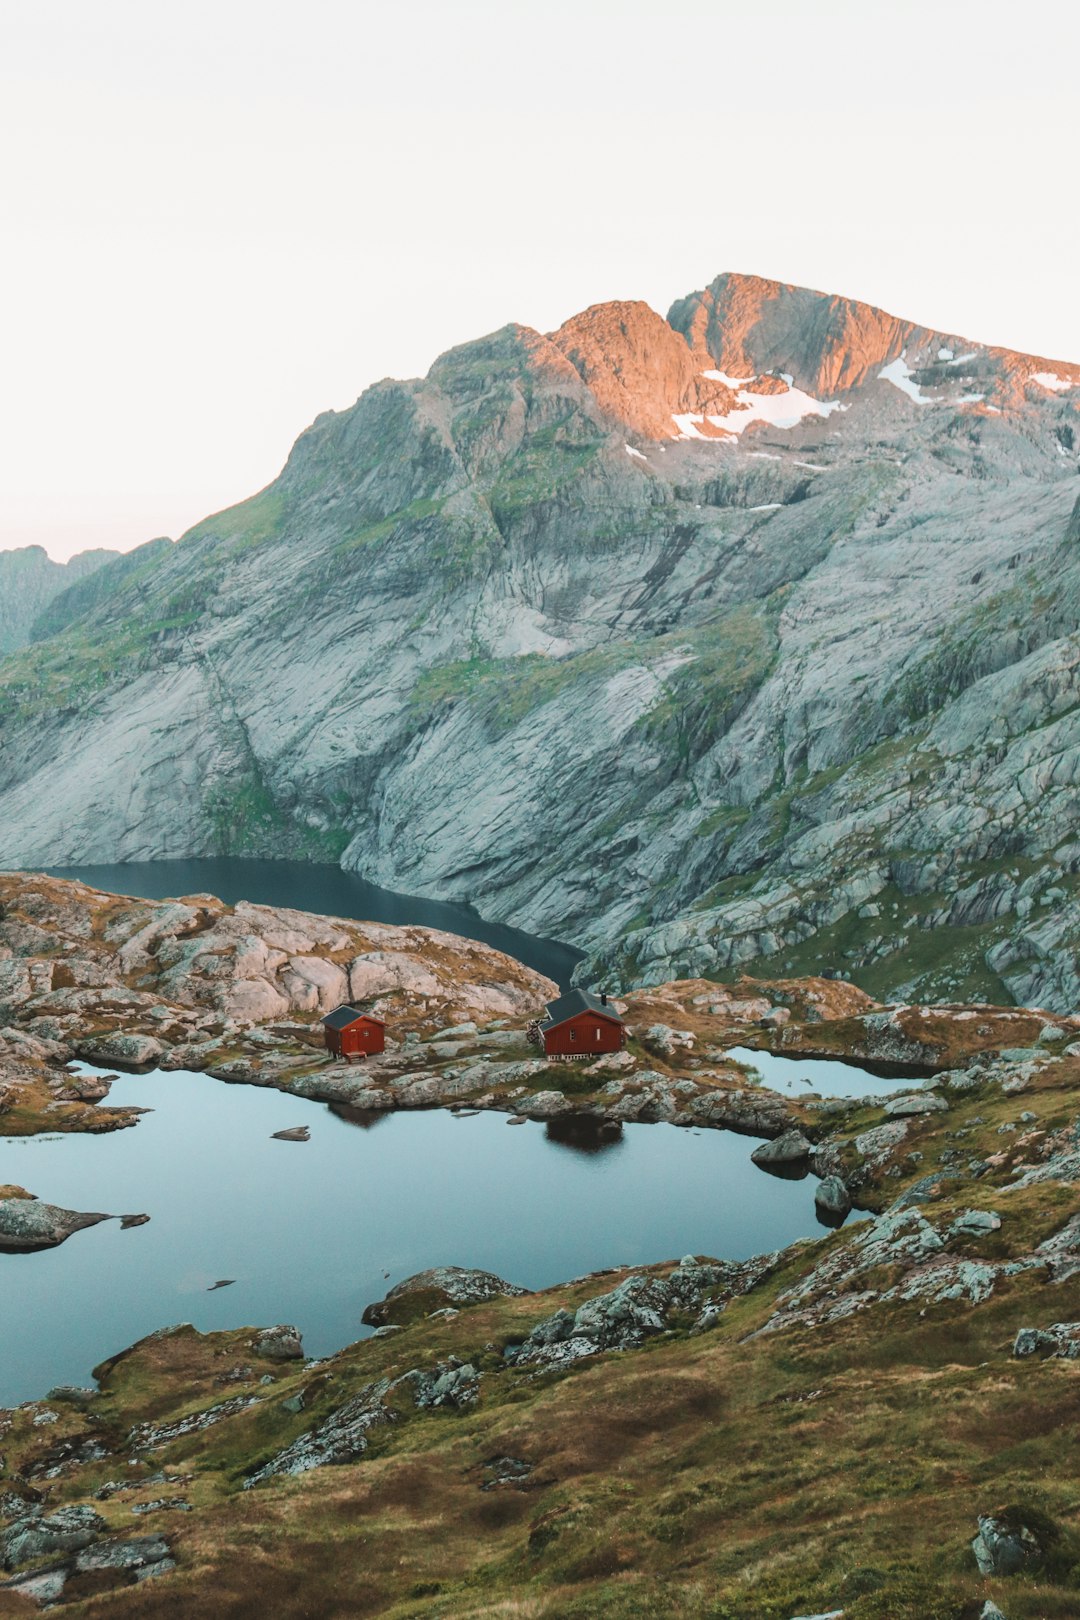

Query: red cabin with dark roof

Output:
[539, 989, 625, 1060]
[322, 1005, 386, 1061]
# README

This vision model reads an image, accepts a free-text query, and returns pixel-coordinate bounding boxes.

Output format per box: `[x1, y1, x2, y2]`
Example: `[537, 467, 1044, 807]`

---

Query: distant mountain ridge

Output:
[0, 544, 119, 656]
[1, 271, 1079, 1008]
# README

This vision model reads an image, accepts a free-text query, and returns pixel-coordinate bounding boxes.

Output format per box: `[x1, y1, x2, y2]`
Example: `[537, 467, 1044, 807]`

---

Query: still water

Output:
[0, 1068, 827, 1407]
[45, 859, 583, 991]
[722, 1046, 930, 1100]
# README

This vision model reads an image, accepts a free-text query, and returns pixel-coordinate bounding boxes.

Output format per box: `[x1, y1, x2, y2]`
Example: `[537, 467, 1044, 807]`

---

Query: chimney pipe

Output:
[601, 991, 608, 1005]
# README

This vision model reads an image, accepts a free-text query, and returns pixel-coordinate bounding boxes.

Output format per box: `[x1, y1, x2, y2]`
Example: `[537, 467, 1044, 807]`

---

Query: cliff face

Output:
[1, 273, 1079, 1007]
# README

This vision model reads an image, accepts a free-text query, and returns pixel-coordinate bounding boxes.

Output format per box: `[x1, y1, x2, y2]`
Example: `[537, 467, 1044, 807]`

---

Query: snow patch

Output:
[624, 444, 648, 461]
[702, 368, 755, 387]
[938, 347, 954, 361]
[746, 503, 783, 513]
[675, 376, 845, 439]
[748, 452, 782, 461]
[879, 354, 932, 405]
[1032, 371, 1074, 393]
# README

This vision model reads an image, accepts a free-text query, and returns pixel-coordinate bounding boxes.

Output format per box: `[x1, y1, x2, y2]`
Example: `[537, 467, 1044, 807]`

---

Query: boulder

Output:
[814, 1176, 851, 1222]
[362, 1266, 529, 1327]
[74, 1032, 164, 1069]
[74, 1534, 174, 1579]
[250, 1325, 304, 1361]
[516, 1090, 575, 1119]
[972, 1512, 1044, 1575]
[751, 1129, 813, 1167]
[883, 1092, 949, 1117]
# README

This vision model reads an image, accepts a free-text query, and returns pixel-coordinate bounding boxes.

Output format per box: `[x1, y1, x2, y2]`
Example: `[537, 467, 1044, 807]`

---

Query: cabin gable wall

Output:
[543, 1010, 625, 1059]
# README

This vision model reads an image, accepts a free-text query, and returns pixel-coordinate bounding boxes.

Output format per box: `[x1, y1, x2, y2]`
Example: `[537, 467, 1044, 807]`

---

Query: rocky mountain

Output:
[0, 545, 118, 656]
[1, 272, 1078, 1008]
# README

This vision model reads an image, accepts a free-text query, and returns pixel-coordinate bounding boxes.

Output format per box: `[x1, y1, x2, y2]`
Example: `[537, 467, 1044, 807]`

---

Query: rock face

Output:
[0, 276, 1078, 1008]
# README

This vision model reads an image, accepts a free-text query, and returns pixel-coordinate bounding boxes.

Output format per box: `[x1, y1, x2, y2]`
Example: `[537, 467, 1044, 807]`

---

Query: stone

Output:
[251, 1325, 304, 1360]
[751, 1129, 813, 1167]
[972, 1513, 1044, 1576]
[362, 1266, 529, 1327]
[74, 1032, 164, 1068]
[814, 1176, 852, 1220]
[883, 1093, 949, 1117]
[271, 1125, 310, 1142]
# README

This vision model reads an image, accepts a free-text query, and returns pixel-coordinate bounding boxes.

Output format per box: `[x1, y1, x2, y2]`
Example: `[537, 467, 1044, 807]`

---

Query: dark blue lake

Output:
[44, 858, 583, 991]
[0, 1067, 825, 1407]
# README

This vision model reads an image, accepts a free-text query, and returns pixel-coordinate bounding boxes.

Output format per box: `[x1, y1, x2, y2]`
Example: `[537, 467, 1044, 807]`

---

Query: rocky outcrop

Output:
[506, 1254, 777, 1371]
[0, 1193, 110, 1252]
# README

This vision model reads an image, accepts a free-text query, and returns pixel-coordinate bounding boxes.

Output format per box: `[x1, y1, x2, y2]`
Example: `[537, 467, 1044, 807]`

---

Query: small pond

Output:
[721, 1046, 933, 1101]
[44, 859, 583, 991]
[0, 1067, 831, 1407]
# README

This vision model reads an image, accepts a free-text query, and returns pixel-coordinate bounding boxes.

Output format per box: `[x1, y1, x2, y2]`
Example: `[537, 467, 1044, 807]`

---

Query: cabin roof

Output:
[321, 1005, 386, 1031]
[540, 988, 623, 1032]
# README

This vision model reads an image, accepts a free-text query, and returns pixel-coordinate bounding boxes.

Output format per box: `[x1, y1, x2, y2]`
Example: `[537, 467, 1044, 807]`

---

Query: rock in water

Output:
[814, 1176, 852, 1225]
[271, 1125, 311, 1142]
[751, 1129, 813, 1167]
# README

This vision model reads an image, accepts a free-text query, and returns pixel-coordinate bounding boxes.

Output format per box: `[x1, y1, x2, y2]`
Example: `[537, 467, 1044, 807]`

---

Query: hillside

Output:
[1, 273, 1079, 1008]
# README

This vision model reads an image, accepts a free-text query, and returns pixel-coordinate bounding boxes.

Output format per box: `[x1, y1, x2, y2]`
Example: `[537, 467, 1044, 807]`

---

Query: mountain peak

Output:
[531, 271, 1080, 443]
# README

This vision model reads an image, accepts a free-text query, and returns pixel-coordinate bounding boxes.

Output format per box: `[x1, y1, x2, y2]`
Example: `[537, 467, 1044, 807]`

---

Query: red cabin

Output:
[322, 1005, 386, 1061]
[539, 989, 625, 1060]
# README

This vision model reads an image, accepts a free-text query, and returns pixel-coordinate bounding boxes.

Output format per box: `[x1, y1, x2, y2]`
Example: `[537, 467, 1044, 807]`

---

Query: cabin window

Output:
[595, 1027, 601, 1039]
[569, 1030, 576, 1041]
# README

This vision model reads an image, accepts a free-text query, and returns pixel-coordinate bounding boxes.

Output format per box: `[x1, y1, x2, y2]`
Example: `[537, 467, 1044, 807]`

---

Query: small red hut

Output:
[322, 1005, 386, 1061]
[539, 989, 625, 1060]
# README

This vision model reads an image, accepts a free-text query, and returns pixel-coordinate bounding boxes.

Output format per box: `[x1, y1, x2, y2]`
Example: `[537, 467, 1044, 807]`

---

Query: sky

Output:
[1, 0, 1077, 562]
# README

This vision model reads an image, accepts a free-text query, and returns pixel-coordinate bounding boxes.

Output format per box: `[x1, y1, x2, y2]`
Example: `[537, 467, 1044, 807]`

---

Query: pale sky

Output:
[2, 0, 1077, 562]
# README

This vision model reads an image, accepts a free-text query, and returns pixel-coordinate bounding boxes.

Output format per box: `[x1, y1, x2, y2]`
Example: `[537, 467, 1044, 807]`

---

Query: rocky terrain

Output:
[1, 274, 1078, 1009]
[3, 875, 1080, 1614]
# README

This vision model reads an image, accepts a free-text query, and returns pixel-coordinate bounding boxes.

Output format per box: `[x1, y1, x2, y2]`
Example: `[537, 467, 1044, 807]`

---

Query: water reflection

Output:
[752, 1158, 811, 1182]
[544, 1115, 625, 1155]
[328, 1104, 391, 1131]
[722, 1045, 929, 1101]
